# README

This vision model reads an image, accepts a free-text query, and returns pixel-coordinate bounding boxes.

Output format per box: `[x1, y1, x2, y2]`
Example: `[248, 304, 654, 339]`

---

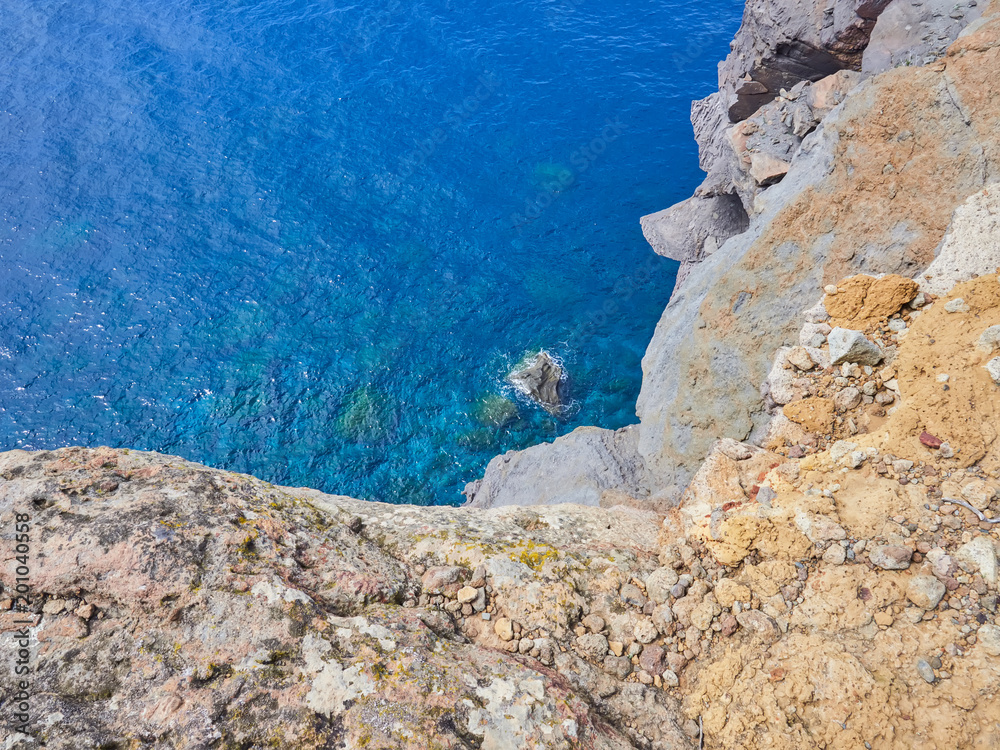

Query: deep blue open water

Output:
[0, 0, 742, 504]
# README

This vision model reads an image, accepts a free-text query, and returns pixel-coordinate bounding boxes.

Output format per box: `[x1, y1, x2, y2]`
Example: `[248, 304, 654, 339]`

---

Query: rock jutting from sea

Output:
[3, 1, 1000, 748]
[507, 350, 565, 415]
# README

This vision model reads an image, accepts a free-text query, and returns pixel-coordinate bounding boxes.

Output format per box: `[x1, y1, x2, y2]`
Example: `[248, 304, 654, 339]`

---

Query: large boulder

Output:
[508, 350, 564, 415]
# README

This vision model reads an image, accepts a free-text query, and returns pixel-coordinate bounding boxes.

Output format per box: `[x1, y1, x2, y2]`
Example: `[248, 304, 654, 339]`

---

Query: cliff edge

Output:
[466, 0, 1000, 511]
[3, 257, 1000, 748]
[3, 2, 1000, 749]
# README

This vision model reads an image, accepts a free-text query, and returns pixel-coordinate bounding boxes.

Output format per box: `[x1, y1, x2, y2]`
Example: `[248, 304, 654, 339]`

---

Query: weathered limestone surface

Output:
[862, 0, 984, 74]
[636, 8, 1000, 503]
[463, 425, 649, 509]
[0, 447, 688, 749]
[915, 184, 1000, 295]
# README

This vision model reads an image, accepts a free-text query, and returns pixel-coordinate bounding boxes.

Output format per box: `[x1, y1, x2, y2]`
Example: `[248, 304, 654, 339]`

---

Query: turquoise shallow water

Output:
[0, 0, 743, 504]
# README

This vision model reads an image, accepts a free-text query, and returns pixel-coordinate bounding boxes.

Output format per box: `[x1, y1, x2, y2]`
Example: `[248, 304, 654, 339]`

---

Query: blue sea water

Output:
[0, 0, 743, 505]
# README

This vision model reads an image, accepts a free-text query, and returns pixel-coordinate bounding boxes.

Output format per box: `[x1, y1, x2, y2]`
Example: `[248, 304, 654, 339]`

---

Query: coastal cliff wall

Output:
[3, 3, 1000, 749]
[466, 0, 1000, 511]
[637, 5, 1000, 501]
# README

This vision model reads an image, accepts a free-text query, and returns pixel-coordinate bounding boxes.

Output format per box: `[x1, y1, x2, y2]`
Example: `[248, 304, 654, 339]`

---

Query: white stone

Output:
[786, 346, 817, 371]
[916, 184, 1000, 295]
[633, 618, 659, 644]
[987, 357, 1000, 385]
[829, 440, 858, 463]
[957, 537, 998, 585]
[800, 322, 832, 347]
[944, 298, 970, 313]
[828, 328, 883, 366]
[962, 480, 997, 511]
[978, 325, 1000, 354]
[906, 575, 946, 609]
[822, 544, 847, 565]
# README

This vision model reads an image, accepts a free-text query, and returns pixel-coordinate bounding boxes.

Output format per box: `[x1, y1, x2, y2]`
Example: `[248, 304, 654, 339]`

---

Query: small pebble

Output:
[916, 659, 936, 684]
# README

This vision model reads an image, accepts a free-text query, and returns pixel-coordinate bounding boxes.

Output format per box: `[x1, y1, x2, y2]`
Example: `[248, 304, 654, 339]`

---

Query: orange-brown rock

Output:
[853, 274, 1000, 471]
[637, 5, 1000, 502]
[825, 273, 919, 329]
[782, 396, 835, 433]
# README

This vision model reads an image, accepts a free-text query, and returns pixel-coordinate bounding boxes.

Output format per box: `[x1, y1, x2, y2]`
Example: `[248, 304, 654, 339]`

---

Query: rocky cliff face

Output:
[468, 0, 1000, 512]
[5, 259, 1000, 748]
[4, 2, 1000, 749]
[637, 3, 1000, 502]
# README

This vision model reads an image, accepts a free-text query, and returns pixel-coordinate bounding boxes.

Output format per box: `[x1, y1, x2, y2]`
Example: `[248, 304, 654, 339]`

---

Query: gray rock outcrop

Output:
[463, 425, 650, 508]
[508, 350, 564, 414]
[862, 0, 985, 74]
[720, 0, 893, 122]
[640, 194, 749, 285]
[694, 70, 862, 218]
[827, 328, 884, 366]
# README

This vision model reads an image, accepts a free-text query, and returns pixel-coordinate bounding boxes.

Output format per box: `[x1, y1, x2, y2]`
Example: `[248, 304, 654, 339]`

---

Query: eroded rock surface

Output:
[637, 5, 1000, 504]
[463, 425, 649, 509]
[0, 448, 688, 749]
[668, 271, 1000, 749]
[720, 0, 893, 121]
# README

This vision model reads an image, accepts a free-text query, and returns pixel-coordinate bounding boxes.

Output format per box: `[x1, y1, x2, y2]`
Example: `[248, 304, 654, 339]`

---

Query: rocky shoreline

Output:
[3, 1, 1000, 748]
[465, 0, 999, 511]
